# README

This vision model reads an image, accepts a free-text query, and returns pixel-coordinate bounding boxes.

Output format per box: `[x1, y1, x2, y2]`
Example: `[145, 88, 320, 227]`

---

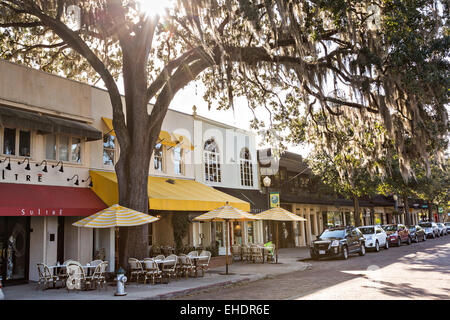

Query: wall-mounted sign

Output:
[270, 192, 280, 208]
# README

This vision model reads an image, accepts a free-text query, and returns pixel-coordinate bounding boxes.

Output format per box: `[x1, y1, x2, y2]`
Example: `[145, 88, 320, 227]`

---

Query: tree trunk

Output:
[403, 194, 411, 226]
[353, 196, 361, 227]
[427, 201, 433, 222]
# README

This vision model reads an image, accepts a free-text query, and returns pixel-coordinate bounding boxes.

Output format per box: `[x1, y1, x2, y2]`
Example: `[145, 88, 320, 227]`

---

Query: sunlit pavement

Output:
[176, 236, 450, 300]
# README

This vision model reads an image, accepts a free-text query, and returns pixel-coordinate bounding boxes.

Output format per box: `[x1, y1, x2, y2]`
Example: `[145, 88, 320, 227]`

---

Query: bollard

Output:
[114, 267, 127, 296]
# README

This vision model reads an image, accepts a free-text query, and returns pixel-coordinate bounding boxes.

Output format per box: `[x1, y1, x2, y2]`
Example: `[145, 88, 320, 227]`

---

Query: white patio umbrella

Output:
[256, 207, 306, 263]
[73, 204, 159, 270]
[193, 202, 259, 275]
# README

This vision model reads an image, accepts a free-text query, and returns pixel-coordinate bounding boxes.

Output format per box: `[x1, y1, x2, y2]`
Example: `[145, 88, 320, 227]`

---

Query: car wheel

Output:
[432, 232, 436, 239]
[359, 243, 366, 256]
[375, 241, 380, 252]
[385, 240, 389, 249]
[423, 234, 426, 242]
[414, 235, 418, 243]
[407, 237, 411, 245]
[341, 246, 348, 260]
[310, 253, 319, 261]
[397, 237, 401, 246]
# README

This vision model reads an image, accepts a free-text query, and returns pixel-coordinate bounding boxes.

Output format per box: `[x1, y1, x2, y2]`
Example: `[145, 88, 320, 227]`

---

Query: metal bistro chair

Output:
[37, 263, 61, 290]
[143, 258, 162, 285]
[250, 245, 264, 263]
[128, 258, 145, 283]
[231, 245, 242, 261]
[86, 261, 107, 290]
[241, 245, 251, 262]
[65, 261, 87, 292]
[162, 255, 178, 282]
[154, 254, 165, 261]
[196, 251, 212, 277]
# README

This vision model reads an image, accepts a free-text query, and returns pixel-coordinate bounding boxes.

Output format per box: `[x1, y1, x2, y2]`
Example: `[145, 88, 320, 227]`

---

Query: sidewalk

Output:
[3, 247, 311, 300]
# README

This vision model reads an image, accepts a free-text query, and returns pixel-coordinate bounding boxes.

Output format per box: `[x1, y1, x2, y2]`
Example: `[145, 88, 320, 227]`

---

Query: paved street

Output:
[175, 236, 450, 300]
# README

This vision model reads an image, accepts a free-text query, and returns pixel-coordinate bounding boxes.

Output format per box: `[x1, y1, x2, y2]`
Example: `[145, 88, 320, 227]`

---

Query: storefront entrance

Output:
[0, 217, 30, 285]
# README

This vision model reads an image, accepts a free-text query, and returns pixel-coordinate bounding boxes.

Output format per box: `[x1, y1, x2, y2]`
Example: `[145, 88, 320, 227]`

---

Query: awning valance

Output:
[90, 170, 250, 212]
[0, 183, 107, 216]
[102, 117, 176, 147]
[0, 104, 102, 141]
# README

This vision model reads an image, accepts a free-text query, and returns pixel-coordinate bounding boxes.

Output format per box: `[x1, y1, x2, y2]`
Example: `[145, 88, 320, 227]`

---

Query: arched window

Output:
[240, 148, 253, 186]
[204, 139, 221, 182]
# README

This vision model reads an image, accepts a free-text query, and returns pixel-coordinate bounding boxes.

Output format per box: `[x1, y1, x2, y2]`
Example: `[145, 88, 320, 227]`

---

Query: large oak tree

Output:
[1, 0, 447, 267]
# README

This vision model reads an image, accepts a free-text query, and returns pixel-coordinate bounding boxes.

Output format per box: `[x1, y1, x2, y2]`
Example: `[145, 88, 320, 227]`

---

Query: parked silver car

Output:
[436, 223, 448, 236]
[0, 277, 4, 300]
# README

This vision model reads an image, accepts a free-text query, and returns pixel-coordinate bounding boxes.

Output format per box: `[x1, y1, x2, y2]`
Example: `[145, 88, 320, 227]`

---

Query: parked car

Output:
[445, 222, 450, 231]
[310, 227, 366, 260]
[359, 225, 389, 251]
[408, 225, 427, 242]
[436, 223, 448, 236]
[382, 224, 411, 246]
[419, 222, 439, 238]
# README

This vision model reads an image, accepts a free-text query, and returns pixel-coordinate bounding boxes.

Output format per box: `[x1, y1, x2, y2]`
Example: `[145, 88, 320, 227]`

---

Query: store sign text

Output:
[2, 170, 43, 183]
[20, 208, 64, 216]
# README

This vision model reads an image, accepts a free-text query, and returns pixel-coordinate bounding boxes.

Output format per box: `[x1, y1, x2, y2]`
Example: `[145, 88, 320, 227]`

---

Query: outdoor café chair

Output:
[196, 251, 212, 277]
[187, 251, 198, 257]
[162, 255, 178, 282]
[250, 246, 264, 263]
[143, 259, 162, 285]
[241, 245, 251, 262]
[231, 245, 242, 261]
[37, 263, 61, 290]
[89, 260, 103, 267]
[182, 255, 195, 279]
[128, 258, 145, 283]
[154, 254, 165, 261]
[65, 261, 87, 291]
[85, 262, 104, 290]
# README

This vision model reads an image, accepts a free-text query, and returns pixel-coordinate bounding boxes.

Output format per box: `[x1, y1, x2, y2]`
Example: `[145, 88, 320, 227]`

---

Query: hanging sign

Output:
[270, 192, 280, 208]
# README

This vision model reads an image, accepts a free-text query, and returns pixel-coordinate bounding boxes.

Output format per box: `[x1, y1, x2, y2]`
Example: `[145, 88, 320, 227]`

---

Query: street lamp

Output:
[393, 195, 398, 223]
[262, 176, 272, 243]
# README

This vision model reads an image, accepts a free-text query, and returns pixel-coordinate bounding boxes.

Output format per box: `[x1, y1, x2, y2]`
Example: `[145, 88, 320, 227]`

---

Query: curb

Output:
[142, 275, 262, 300]
[145, 262, 312, 300]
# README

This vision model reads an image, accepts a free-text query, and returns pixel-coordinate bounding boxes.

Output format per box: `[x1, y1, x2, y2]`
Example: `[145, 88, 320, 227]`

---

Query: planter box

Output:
[208, 255, 233, 269]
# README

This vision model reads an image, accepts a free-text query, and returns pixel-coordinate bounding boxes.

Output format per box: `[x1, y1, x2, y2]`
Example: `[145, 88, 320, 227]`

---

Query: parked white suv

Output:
[359, 225, 389, 252]
[436, 223, 448, 236]
[419, 222, 440, 238]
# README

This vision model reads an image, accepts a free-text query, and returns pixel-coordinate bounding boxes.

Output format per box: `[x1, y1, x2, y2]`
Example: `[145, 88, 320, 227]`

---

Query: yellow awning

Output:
[102, 117, 116, 137]
[90, 170, 250, 212]
[101, 117, 176, 147]
[173, 133, 194, 150]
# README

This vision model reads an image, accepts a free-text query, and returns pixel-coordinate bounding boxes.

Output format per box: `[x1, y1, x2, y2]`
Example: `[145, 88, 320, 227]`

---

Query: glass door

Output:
[0, 217, 30, 285]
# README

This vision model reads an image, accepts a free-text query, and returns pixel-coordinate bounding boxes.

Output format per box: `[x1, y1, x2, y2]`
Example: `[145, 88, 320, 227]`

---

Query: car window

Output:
[419, 222, 431, 228]
[359, 227, 375, 234]
[383, 225, 397, 231]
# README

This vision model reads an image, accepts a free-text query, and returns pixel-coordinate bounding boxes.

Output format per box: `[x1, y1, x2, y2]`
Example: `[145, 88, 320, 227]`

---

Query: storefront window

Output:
[215, 222, 224, 247]
[240, 148, 253, 186]
[3, 128, 16, 155]
[247, 222, 254, 244]
[59, 135, 69, 161]
[71, 138, 81, 163]
[19, 131, 30, 157]
[233, 222, 242, 245]
[204, 139, 221, 182]
[45, 134, 82, 163]
[45, 134, 57, 160]
[103, 133, 115, 165]
[174, 146, 183, 174]
[154, 143, 163, 172]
